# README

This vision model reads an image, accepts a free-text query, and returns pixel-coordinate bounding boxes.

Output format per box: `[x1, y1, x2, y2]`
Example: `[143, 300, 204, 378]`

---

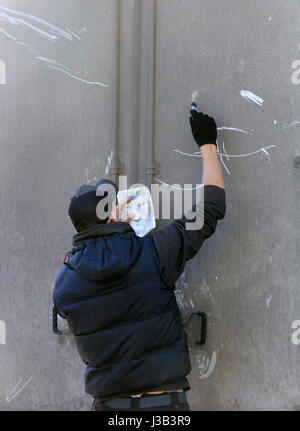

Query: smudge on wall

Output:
[196, 351, 217, 380]
[0, 320, 5, 344]
[265, 295, 272, 309]
[0, 59, 5, 84]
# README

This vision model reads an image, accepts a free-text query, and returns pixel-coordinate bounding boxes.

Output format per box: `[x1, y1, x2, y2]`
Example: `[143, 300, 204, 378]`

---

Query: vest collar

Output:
[73, 222, 135, 246]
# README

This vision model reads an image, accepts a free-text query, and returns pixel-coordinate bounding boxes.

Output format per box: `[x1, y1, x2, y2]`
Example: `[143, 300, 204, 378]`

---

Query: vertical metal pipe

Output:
[146, 0, 158, 189]
[110, 0, 121, 185]
[131, 0, 142, 186]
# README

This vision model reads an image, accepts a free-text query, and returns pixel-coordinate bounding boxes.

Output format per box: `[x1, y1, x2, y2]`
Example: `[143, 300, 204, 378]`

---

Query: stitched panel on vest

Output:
[85, 335, 191, 398]
[75, 308, 183, 367]
[66, 274, 175, 335]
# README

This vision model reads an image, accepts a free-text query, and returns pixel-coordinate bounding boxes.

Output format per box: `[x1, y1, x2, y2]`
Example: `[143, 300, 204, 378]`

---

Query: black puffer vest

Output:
[53, 222, 191, 399]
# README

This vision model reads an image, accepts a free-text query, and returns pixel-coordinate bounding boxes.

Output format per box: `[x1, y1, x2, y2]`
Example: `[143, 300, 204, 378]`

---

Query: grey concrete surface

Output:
[0, 0, 299, 410]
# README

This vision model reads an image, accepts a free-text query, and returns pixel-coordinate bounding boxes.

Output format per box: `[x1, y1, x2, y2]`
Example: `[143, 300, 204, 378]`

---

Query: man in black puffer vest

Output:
[53, 105, 226, 411]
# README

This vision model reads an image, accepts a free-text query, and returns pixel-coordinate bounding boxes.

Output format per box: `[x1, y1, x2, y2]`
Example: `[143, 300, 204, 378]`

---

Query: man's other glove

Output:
[189, 104, 217, 148]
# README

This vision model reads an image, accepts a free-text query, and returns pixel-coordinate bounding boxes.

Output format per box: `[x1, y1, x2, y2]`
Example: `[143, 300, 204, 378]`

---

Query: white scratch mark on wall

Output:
[197, 351, 217, 380]
[0, 8, 107, 88]
[219, 153, 231, 175]
[175, 145, 276, 160]
[0, 12, 57, 41]
[105, 150, 114, 175]
[201, 278, 216, 306]
[240, 90, 264, 106]
[0, 59, 5, 84]
[35, 56, 71, 71]
[0, 27, 16, 40]
[0, 320, 6, 344]
[16, 41, 29, 47]
[174, 149, 197, 159]
[261, 147, 271, 158]
[66, 27, 81, 40]
[85, 168, 91, 184]
[284, 120, 300, 129]
[174, 272, 190, 313]
[47, 66, 109, 87]
[0, 5, 77, 41]
[0, 27, 38, 56]
[265, 295, 272, 309]
[29, 47, 38, 54]
[217, 126, 253, 134]
[222, 142, 229, 161]
[6, 376, 33, 402]
[78, 27, 87, 35]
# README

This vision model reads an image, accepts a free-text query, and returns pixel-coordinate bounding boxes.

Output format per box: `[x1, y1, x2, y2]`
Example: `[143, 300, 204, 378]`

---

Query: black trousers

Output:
[92, 392, 191, 411]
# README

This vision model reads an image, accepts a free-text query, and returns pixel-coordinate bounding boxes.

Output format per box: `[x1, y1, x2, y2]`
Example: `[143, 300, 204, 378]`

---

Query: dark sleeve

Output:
[151, 185, 226, 285]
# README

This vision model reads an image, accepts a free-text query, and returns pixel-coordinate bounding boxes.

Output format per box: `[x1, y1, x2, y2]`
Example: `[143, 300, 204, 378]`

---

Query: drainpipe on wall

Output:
[130, 0, 142, 186]
[110, 0, 123, 186]
[146, 0, 159, 190]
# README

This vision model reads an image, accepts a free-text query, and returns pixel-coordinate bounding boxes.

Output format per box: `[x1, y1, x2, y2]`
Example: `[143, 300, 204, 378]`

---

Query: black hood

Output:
[67, 223, 141, 283]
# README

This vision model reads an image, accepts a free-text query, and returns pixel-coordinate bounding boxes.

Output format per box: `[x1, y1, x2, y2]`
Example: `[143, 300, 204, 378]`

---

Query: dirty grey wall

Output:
[0, 0, 299, 410]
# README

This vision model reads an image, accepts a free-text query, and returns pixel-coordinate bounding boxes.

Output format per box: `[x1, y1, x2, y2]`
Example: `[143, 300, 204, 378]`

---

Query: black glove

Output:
[189, 104, 217, 148]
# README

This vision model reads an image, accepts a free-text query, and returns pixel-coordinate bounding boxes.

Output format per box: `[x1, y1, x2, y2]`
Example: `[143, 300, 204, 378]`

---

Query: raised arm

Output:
[151, 104, 226, 286]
